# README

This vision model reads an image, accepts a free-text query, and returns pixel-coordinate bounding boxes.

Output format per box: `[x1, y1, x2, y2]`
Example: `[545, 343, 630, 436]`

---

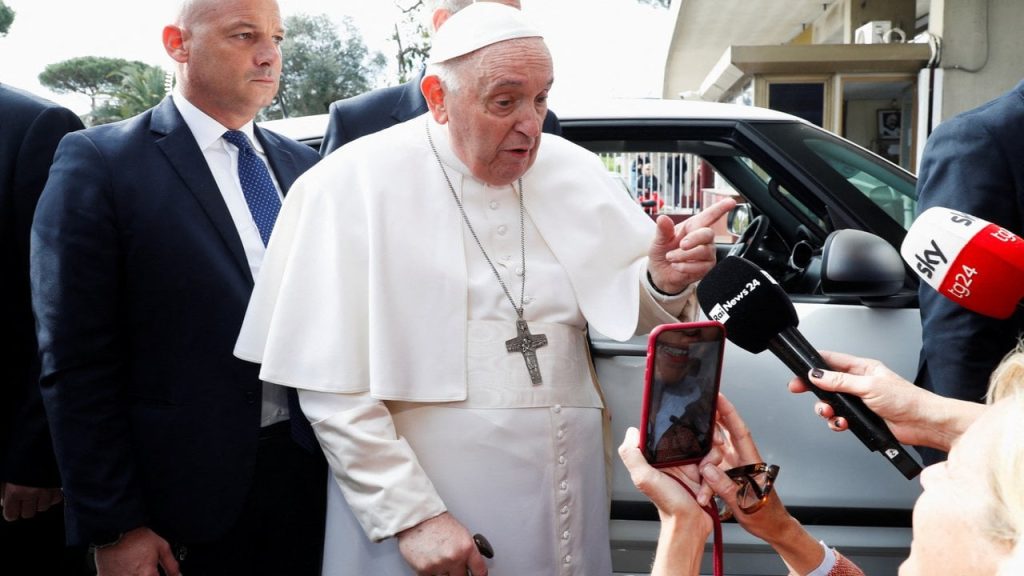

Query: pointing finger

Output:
[682, 198, 736, 231]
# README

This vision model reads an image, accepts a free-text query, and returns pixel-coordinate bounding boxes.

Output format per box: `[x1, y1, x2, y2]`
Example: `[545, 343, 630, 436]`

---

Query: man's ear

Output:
[163, 25, 189, 63]
[421, 74, 449, 124]
[431, 9, 452, 32]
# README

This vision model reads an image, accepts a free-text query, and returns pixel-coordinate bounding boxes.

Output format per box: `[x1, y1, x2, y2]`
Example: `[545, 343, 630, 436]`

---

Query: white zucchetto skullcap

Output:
[428, 2, 543, 64]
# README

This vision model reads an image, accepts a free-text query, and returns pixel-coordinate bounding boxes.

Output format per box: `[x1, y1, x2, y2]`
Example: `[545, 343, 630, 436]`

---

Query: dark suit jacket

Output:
[0, 84, 83, 488]
[30, 96, 319, 546]
[916, 78, 1024, 406]
[320, 69, 562, 156]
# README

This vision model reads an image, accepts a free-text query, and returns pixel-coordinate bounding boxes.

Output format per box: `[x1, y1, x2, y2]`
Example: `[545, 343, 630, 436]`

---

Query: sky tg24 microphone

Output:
[901, 206, 1024, 319]
[696, 256, 922, 480]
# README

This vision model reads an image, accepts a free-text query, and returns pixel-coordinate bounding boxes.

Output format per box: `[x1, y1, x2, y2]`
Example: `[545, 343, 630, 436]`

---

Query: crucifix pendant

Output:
[505, 318, 548, 385]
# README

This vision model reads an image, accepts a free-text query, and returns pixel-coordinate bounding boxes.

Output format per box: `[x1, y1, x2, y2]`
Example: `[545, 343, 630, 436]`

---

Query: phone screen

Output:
[639, 322, 725, 467]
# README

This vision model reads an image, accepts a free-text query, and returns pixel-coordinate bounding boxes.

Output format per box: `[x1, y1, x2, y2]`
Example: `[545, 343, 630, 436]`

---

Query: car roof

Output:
[552, 97, 804, 123]
[260, 113, 330, 143]
[259, 97, 805, 143]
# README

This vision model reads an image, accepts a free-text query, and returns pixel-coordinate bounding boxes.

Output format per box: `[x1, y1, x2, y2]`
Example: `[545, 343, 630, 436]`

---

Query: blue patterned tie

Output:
[223, 130, 318, 453]
[223, 130, 281, 246]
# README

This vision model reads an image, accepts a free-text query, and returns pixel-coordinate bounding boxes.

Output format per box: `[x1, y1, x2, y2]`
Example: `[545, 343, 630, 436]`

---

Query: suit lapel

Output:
[150, 97, 253, 281]
[255, 126, 301, 194]
[391, 69, 429, 124]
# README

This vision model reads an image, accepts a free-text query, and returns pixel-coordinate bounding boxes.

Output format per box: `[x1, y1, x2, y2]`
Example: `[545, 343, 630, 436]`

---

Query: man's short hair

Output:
[427, 50, 475, 96]
[429, 60, 462, 95]
[426, 37, 539, 97]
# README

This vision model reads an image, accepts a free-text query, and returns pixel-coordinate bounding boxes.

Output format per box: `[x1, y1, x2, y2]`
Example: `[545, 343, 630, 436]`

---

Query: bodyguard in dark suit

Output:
[319, 0, 560, 157]
[0, 84, 89, 574]
[915, 78, 1024, 461]
[30, 1, 325, 574]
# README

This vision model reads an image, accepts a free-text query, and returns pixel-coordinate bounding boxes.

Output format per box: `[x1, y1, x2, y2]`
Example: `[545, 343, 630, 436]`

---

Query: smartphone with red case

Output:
[639, 321, 726, 467]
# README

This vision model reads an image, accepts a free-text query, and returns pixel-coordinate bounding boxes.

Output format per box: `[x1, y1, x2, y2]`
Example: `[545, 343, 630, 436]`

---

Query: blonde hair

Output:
[984, 345, 1024, 574]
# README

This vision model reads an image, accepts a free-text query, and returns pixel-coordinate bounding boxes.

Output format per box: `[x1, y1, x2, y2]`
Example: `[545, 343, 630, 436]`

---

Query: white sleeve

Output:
[637, 272, 700, 334]
[298, 389, 446, 541]
[803, 541, 838, 576]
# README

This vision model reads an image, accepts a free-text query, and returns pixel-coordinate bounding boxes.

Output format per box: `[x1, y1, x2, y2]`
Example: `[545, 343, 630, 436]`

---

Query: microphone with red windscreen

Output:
[901, 207, 1024, 319]
[697, 256, 922, 479]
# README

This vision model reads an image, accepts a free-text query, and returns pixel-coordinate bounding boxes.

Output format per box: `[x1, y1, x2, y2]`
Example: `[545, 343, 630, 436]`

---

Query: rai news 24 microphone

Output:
[696, 257, 922, 479]
[901, 207, 1024, 319]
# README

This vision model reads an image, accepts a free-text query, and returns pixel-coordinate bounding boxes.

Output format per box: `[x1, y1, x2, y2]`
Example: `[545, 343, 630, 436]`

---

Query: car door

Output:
[563, 117, 923, 575]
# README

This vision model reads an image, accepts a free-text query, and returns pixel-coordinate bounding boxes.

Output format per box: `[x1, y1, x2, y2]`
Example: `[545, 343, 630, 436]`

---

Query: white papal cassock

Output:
[235, 114, 698, 575]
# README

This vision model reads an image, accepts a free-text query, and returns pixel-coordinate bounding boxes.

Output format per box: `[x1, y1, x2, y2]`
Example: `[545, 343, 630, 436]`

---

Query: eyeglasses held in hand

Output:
[715, 462, 780, 521]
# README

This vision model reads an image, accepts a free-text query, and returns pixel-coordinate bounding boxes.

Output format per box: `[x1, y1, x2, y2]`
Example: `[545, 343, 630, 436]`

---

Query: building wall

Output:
[932, 0, 1024, 119]
[846, 98, 892, 150]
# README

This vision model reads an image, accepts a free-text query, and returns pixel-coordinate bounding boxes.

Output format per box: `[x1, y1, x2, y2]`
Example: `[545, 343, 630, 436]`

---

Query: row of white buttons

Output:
[552, 405, 573, 572]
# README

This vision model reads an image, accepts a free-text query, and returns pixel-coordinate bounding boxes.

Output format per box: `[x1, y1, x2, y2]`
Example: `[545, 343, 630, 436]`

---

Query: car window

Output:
[573, 133, 847, 297]
[737, 157, 827, 232]
[594, 151, 702, 212]
[750, 122, 918, 230]
[585, 142, 819, 251]
[805, 139, 916, 228]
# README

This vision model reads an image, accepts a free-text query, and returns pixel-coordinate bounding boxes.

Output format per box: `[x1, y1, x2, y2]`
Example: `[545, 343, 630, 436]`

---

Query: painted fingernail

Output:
[810, 368, 824, 379]
[816, 405, 824, 416]
[835, 418, 846, 429]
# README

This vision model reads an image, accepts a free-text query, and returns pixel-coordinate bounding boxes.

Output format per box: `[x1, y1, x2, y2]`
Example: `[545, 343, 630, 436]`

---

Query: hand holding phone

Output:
[639, 322, 726, 467]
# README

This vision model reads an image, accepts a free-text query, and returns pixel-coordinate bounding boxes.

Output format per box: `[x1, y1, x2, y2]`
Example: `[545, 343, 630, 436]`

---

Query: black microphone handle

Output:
[767, 329, 922, 480]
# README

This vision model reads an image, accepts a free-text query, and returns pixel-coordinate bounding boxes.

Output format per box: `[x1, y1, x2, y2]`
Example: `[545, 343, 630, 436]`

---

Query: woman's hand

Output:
[787, 350, 984, 451]
[701, 394, 824, 575]
[618, 427, 712, 576]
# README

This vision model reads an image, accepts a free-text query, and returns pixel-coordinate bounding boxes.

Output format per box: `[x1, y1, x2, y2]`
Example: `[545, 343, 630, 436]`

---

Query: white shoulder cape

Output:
[235, 115, 656, 400]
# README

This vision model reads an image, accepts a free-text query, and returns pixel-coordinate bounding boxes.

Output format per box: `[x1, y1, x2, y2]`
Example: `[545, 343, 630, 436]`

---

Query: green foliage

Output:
[39, 57, 167, 125]
[636, 0, 670, 7]
[93, 63, 169, 125]
[0, 1, 15, 36]
[38, 56, 143, 110]
[391, 0, 430, 84]
[267, 14, 385, 119]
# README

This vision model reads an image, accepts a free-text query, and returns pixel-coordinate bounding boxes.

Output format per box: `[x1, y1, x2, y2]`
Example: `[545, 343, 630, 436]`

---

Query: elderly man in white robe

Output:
[235, 4, 735, 575]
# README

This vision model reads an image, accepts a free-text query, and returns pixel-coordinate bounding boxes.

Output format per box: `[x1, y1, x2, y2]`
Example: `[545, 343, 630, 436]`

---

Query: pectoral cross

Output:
[505, 318, 548, 385]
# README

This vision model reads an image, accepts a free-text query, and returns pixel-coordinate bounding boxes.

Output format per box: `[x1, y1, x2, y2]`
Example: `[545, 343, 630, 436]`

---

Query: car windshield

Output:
[750, 122, 918, 229]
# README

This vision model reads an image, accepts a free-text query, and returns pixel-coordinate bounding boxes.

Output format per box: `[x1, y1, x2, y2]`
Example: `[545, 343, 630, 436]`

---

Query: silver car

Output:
[264, 98, 924, 575]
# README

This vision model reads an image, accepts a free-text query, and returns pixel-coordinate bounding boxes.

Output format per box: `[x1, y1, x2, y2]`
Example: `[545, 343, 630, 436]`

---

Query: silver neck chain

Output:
[426, 120, 527, 319]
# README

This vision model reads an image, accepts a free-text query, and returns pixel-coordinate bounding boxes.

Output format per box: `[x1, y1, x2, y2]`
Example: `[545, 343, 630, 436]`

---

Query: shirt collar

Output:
[172, 90, 262, 154]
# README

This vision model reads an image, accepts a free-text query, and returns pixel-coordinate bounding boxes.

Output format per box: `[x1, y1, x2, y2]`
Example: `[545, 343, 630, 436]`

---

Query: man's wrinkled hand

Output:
[397, 512, 488, 576]
[648, 198, 737, 294]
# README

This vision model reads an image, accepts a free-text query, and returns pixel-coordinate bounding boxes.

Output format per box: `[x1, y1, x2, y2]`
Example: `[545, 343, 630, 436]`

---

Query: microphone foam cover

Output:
[901, 207, 1024, 319]
[696, 257, 798, 353]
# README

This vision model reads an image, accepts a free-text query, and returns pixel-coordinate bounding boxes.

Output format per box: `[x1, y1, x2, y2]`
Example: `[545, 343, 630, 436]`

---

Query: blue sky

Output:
[1, 0, 670, 115]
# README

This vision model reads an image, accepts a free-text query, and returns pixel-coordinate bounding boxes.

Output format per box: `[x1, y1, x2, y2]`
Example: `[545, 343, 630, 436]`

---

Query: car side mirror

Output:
[726, 203, 751, 236]
[820, 229, 905, 297]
